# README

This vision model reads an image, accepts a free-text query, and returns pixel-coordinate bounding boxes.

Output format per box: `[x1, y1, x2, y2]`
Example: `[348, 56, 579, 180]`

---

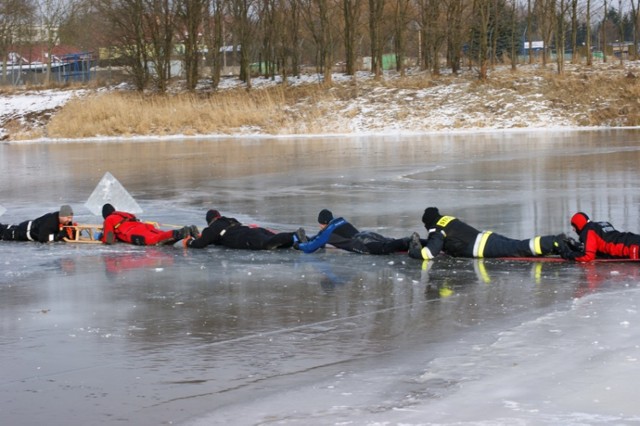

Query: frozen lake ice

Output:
[2, 130, 640, 425]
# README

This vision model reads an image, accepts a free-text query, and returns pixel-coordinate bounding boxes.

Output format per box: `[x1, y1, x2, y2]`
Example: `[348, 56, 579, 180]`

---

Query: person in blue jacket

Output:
[298, 209, 411, 254]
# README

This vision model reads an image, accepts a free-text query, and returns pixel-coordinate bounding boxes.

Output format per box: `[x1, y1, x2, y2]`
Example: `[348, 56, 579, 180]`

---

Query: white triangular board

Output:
[84, 172, 143, 217]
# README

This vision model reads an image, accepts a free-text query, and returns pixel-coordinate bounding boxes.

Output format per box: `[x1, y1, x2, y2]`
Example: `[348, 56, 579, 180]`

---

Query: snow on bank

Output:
[0, 89, 86, 140]
[2, 62, 639, 141]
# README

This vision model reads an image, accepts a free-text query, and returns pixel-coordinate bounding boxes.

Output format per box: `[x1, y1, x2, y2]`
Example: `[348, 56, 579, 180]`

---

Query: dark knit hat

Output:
[59, 205, 73, 217]
[571, 212, 590, 232]
[206, 209, 221, 224]
[317, 209, 333, 225]
[102, 203, 115, 219]
[422, 207, 440, 227]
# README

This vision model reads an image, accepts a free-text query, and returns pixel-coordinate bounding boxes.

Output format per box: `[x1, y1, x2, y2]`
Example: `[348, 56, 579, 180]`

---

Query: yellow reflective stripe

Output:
[476, 259, 491, 283]
[474, 231, 492, 258]
[534, 263, 542, 284]
[532, 236, 543, 255]
[421, 246, 435, 260]
[436, 216, 455, 227]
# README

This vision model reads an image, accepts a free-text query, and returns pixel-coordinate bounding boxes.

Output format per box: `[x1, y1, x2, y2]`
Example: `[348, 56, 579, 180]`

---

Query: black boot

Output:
[538, 234, 567, 256]
[173, 226, 190, 240]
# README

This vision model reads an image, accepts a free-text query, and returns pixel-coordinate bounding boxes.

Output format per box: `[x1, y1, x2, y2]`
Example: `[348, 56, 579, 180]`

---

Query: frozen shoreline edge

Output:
[2, 125, 636, 145]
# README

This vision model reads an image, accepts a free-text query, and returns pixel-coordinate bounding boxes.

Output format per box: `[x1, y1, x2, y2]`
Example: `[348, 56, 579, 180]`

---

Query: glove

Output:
[559, 244, 577, 260]
[182, 236, 194, 248]
[565, 237, 583, 252]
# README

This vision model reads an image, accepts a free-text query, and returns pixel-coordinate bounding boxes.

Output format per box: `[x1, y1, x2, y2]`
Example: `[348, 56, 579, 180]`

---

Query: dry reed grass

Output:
[47, 84, 338, 138]
[8, 62, 640, 140]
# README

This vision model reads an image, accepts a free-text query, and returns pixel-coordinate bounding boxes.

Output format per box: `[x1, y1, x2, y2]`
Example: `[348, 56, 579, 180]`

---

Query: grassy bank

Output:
[5, 62, 640, 140]
[46, 84, 341, 138]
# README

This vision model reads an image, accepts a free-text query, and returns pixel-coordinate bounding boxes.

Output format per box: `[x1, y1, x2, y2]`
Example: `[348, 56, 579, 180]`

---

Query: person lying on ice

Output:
[296, 209, 412, 254]
[407, 207, 567, 260]
[183, 209, 308, 250]
[559, 212, 640, 262]
[0, 204, 76, 242]
[101, 203, 196, 245]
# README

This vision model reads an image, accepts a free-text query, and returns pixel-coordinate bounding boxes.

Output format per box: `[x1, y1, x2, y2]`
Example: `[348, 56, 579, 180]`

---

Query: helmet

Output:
[571, 212, 590, 232]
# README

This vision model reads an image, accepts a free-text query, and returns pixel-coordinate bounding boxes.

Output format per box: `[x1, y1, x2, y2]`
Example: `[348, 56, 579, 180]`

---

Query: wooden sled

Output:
[63, 224, 103, 244]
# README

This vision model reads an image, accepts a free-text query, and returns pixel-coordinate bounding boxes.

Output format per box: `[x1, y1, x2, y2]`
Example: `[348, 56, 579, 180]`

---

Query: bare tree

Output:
[418, 0, 444, 75]
[342, 0, 362, 75]
[555, 0, 570, 74]
[203, 0, 224, 89]
[368, 0, 384, 78]
[617, 0, 624, 65]
[257, 0, 277, 79]
[602, 0, 607, 63]
[534, 0, 556, 66]
[570, 0, 578, 63]
[275, 0, 302, 80]
[144, 0, 177, 92]
[586, 0, 592, 65]
[0, 0, 35, 84]
[178, 0, 207, 90]
[36, 0, 79, 84]
[445, 0, 466, 74]
[95, 0, 150, 90]
[527, 0, 533, 63]
[472, 0, 491, 80]
[229, 0, 255, 86]
[393, 0, 411, 76]
[631, 0, 639, 60]
[510, 0, 518, 70]
[285, 0, 302, 76]
[301, 0, 336, 85]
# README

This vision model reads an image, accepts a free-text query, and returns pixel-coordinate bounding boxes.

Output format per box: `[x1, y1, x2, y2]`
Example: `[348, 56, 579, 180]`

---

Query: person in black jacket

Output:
[297, 209, 411, 254]
[0, 205, 75, 243]
[408, 207, 566, 260]
[184, 209, 308, 250]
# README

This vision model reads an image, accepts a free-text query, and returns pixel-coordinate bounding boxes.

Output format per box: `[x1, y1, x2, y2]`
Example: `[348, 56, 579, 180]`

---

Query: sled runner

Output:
[63, 224, 103, 244]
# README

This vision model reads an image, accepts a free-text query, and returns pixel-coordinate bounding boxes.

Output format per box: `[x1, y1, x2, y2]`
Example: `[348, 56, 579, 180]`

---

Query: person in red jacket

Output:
[560, 212, 640, 262]
[101, 203, 195, 246]
[0, 204, 75, 242]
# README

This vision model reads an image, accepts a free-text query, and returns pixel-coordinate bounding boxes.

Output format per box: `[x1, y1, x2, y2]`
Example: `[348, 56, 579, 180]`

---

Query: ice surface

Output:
[3, 131, 640, 425]
[0, 204, 5, 217]
[84, 171, 143, 217]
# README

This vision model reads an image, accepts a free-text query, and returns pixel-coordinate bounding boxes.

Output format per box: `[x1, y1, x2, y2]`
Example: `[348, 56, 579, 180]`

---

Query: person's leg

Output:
[366, 237, 410, 254]
[0, 222, 29, 241]
[131, 227, 184, 245]
[263, 232, 296, 249]
[482, 233, 562, 257]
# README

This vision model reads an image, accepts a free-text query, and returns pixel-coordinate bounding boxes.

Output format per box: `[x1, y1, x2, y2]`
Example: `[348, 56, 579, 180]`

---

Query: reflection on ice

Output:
[3, 131, 640, 425]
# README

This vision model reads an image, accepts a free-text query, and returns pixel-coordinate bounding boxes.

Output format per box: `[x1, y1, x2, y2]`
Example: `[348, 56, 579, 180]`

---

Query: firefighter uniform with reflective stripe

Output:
[409, 207, 562, 260]
[0, 211, 71, 242]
